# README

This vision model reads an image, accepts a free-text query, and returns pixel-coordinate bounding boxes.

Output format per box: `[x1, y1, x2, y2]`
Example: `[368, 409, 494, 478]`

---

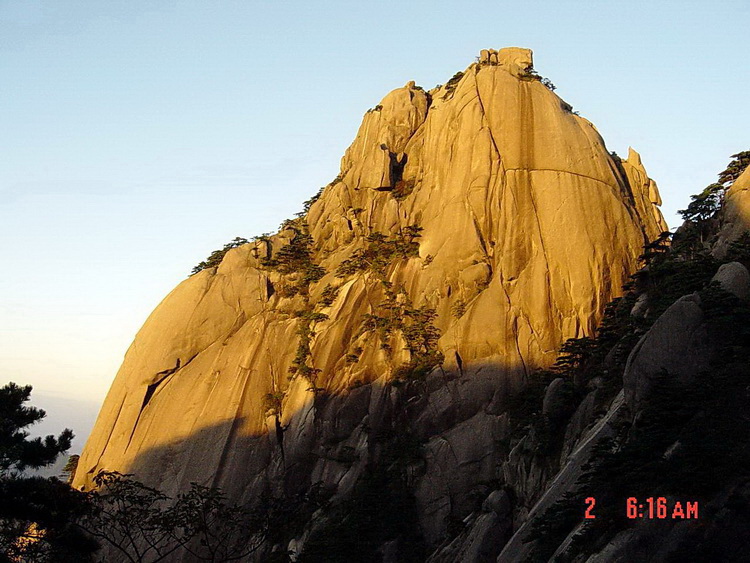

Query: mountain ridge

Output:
[74, 47, 672, 561]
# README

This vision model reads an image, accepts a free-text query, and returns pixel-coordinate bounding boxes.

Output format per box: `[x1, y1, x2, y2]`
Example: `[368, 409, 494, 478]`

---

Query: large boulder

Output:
[623, 293, 710, 412]
[712, 261, 750, 301]
[542, 377, 567, 420]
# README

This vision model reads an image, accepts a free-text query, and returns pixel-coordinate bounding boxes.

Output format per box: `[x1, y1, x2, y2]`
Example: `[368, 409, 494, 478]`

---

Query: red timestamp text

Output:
[626, 497, 699, 519]
[582, 497, 699, 520]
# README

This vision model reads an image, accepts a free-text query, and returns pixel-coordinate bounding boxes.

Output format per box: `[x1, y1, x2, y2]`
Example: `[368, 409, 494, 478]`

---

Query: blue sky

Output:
[1, 0, 748, 451]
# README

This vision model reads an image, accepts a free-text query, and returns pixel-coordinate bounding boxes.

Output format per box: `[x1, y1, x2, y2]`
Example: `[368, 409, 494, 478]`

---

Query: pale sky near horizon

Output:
[1, 0, 748, 452]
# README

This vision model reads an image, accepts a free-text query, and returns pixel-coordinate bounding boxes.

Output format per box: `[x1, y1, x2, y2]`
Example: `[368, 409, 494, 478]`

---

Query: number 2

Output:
[585, 497, 596, 519]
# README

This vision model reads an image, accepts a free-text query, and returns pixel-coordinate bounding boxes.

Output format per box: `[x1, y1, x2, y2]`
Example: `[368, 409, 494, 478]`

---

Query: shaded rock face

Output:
[712, 261, 750, 301]
[622, 293, 709, 411]
[489, 156, 750, 562]
[74, 48, 666, 557]
[497, 268, 748, 562]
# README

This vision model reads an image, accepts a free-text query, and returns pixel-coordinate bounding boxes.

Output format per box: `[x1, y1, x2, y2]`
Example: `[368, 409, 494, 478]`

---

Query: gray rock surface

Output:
[415, 410, 510, 544]
[497, 392, 625, 562]
[712, 261, 750, 301]
[630, 292, 649, 317]
[622, 293, 709, 412]
[560, 389, 597, 461]
[542, 377, 567, 419]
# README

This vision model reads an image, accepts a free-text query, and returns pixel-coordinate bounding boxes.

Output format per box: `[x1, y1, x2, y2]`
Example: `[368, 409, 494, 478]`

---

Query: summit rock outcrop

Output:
[74, 48, 666, 559]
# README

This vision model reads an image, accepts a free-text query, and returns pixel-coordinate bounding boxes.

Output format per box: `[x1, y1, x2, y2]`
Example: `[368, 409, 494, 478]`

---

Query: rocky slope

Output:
[491, 158, 750, 563]
[74, 48, 670, 560]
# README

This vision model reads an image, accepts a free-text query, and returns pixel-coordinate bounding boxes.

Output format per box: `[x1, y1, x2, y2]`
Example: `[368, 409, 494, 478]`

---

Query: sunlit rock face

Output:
[74, 48, 666, 552]
[714, 165, 750, 258]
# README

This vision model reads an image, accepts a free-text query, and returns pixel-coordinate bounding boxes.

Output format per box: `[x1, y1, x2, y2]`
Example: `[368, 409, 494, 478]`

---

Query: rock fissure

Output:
[126, 355, 196, 452]
[472, 74, 502, 160]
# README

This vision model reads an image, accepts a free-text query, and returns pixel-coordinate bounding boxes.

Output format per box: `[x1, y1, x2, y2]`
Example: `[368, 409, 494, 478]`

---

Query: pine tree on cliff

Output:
[0, 382, 97, 561]
[679, 151, 750, 225]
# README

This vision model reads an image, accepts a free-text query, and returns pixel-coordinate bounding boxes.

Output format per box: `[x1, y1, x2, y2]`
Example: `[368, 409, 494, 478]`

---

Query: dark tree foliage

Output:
[638, 231, 672, 266]
[81, 471, 179, 563]
[541, 77, 556, 91]
[393, 306, 445, 383]
[79, 471, 268, 563]
[442, 71, 464, 99]
[259, 220, 329, 391]
[191, 237, 249, 275]
[678, 182, 724, 224]
[336, 227, 421, 277]
[262, 222, 325, 293]
[319, 284, 339, 307]
[716, 150, 750, 185]
[297, 187, 325, 218]
[0, 382, 96, 562]
[357, 281, 443, 383]
[634, 252, 718, 320]
[0, 476, 97, 562]
[725, 231, 750, 268]
[61, 455, 79, 485]
[678, 150, 750, 227]
[0, 383, 72, 477]
[177, 484, 267, 562]
[523, 281, 750, 561]
[288, 310, 327, 390]
[552, 337, 596, 375]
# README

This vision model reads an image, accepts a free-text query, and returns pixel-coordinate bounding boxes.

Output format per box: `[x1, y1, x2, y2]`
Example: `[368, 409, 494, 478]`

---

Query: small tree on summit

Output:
[191, 237, 249, 275]
[679, 151, 750, 225]
[678, 150, 750, 248]
[717, 150, 750, 186]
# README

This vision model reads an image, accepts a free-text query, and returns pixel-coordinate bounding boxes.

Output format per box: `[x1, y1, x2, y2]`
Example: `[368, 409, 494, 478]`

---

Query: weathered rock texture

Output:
[74, 48, 666, 558]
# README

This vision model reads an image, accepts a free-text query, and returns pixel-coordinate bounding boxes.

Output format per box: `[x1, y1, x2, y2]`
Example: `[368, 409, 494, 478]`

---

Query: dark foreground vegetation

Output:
[0, 382, 297, 562]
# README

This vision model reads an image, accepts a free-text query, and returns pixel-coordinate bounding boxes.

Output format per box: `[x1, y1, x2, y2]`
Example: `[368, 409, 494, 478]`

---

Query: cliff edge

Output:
[74, 48, 667, 559]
